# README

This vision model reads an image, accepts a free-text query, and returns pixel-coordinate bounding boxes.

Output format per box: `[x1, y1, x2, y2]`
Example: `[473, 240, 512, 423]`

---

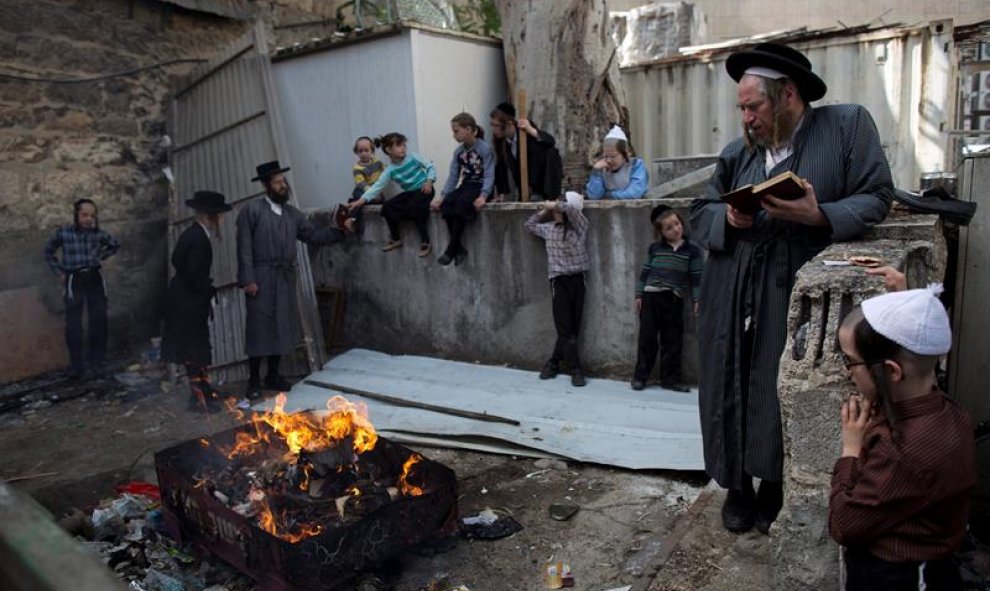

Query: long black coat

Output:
[494, 127, 563, 200]
[691, 104, 893, 488]
[162, 223, 214, 366]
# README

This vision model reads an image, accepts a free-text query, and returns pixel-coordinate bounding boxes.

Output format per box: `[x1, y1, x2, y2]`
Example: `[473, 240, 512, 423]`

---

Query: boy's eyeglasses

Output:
[841, 353, 883, 369]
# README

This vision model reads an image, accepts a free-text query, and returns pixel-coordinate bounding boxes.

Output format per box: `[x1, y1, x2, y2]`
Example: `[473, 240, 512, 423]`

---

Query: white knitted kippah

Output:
[603, 125, 627, 143]
[860, 284, 951, 355]
[565, 191, 584, 213]
[744, 66, 787, 80]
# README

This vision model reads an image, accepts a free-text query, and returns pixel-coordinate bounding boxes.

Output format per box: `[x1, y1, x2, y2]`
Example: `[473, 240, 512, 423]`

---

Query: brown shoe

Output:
[382, 240, 403, 252]
[417, 243, 432, 257]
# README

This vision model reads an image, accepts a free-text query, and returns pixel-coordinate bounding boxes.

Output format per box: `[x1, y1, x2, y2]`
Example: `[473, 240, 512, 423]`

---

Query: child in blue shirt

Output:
[586, 125, 648, 200]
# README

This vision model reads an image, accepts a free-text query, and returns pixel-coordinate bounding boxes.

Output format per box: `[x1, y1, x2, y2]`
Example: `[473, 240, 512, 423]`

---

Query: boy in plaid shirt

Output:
[44, 199, 120, 378]
[524, 192, 590, 387]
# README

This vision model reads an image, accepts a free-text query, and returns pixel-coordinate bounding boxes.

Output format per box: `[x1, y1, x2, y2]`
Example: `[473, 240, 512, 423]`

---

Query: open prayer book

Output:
[721, 171, 806, 214]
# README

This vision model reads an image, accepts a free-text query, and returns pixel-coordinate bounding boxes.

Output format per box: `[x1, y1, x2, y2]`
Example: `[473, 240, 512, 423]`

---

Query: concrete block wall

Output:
[311, 199, 702, 381]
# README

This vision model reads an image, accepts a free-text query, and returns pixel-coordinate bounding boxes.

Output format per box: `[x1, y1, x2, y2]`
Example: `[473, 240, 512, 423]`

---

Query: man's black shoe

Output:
[662, 382, 692, 393]
[437, 253, 453, 266]
[246, 380, 263, 400]
[571, 370, 587, 387]
[264, 375, 293, 392]
[721, 488, 756, 533]
[631, 379, 646, 391]
[754, 480, 784, 535]
[539, 361, 559, 380]
[454, 248, 467, 267]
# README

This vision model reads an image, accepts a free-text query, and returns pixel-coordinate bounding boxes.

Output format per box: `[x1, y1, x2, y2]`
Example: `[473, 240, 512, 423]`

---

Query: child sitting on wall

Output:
[586, 125, 648, 200]
[348, 132, 436, 256]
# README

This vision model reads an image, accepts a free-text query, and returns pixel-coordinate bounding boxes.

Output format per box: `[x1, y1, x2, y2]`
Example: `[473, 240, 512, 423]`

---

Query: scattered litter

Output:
[236, 399, 251, 410]
[462, 508, 499, 526]
[144, 568, 185, 591]
[548, 503, 580, 521]
[525, 469, 551, 479]
[544, 561, 574, 589]
[603, 587, 631, 591]
[822, 260, 851, 266]
[115, 372, 150, 388]
[116, 482, 161, 500]
[480, 487, 488, 495]
[461, 508, 524, 540]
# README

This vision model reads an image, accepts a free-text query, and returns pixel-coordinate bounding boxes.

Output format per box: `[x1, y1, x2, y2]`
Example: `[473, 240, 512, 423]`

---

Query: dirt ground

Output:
[0, 369, 721, 591]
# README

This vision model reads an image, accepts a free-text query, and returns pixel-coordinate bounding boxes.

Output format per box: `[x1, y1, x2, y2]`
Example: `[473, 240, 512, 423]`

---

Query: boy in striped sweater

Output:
[632, 205, 703, 392]
[348, 132, 436, 256]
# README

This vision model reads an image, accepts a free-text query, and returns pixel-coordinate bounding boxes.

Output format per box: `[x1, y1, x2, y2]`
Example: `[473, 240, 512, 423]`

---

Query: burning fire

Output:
[199, 393, 429, 544]
[399, 454, 424, 497]
[224, 393, 378, 460]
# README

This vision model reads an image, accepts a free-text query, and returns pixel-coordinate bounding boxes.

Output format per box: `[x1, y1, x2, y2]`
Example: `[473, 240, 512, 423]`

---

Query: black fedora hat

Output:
[725, 43, 827, 102]
[186, 190, 232, 213]
[251, 160, 291, 182]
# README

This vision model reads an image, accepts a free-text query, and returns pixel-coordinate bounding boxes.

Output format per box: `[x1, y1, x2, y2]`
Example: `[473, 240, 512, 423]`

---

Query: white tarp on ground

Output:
[264, 349, 704, 471]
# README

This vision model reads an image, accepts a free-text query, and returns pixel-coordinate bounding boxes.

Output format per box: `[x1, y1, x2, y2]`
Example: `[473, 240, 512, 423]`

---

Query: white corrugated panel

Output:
[622, 24, 955, 190]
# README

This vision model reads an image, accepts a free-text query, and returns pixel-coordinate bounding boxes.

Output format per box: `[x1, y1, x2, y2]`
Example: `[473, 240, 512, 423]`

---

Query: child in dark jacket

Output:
[43, 198, 120, 379]
[830, 285, 975, 590]
[632, 205, 703, 392]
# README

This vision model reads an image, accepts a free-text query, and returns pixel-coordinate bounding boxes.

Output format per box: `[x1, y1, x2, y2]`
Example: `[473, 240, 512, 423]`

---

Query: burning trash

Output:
[155, 393, 458, 590]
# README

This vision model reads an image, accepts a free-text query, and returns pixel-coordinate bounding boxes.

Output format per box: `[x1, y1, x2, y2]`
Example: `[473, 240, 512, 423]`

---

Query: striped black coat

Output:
[690, 104, 893, 488]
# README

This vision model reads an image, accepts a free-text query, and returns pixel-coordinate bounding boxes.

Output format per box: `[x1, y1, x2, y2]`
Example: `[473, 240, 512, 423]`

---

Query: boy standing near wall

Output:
[43, 199, 120, 379]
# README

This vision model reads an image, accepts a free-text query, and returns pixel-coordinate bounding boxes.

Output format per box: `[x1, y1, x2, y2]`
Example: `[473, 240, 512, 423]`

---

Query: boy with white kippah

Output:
[586, 125, 648, 200]
[830, 284, 975, 590]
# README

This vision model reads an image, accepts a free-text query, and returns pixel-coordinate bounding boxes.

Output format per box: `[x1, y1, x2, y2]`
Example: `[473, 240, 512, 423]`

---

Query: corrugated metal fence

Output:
[168, 22, 326, 385]
[622, 22, 956, 190]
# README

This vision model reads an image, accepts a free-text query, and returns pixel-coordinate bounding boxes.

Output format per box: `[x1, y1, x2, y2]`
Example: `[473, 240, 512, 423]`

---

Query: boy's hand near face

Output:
[841, 394, 872, 458]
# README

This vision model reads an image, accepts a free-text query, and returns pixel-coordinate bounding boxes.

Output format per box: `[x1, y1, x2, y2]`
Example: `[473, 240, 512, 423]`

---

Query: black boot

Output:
[539, 360, 559, 380]
[754, 479, 783, 535]
[721, 478, 756, 533]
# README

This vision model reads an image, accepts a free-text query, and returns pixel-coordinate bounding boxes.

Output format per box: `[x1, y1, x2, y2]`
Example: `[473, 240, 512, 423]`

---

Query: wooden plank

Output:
[302, 379, 521, 426]
[518, 89, 530, 202]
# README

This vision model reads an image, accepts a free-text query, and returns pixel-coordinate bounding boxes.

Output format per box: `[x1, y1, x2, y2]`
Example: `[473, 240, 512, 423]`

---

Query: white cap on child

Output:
[861, 284, 951, 355]
[565, 191, 584, 213]
[604, 125, 627, 143]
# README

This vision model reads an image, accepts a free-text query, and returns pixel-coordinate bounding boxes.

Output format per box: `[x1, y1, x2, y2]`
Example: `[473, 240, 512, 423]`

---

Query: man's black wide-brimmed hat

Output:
[186, 190, 232, 213]
[251, 160, 291, 182]
[725, 43, 827, 102]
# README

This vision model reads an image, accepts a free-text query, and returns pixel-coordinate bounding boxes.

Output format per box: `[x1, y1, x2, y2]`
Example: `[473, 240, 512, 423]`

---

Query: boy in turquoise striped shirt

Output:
[348, 132, 436, 257]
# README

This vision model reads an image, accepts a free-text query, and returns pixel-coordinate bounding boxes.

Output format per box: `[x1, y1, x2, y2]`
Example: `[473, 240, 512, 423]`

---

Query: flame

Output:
[398, 454, 424, 497]
[222, 394, 378, 461]
[255, 497, 325, 543]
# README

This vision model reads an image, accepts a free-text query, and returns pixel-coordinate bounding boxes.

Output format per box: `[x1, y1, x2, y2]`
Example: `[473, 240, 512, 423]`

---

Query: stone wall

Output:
[0, 0, 244, 382]
[310, 199, 703, 381]
[771, 214, 946, 589]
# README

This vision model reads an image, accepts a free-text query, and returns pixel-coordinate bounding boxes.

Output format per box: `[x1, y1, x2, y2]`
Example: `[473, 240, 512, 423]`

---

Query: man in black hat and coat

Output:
[162, 190, 231, 412]
[691, 43, 893, 534]
[236, 161, 346, 398]
[489, 102, 563, 201]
